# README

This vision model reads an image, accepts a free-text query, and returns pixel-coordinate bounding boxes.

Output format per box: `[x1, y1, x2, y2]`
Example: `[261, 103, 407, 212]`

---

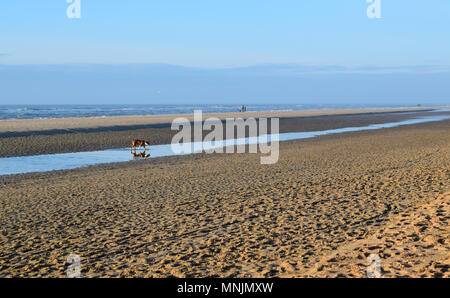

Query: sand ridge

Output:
[0, 107, 444, 133]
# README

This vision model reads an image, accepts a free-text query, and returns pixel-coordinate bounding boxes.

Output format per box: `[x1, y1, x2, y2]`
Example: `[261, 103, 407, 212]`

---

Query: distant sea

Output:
[0, 104, 433, 120]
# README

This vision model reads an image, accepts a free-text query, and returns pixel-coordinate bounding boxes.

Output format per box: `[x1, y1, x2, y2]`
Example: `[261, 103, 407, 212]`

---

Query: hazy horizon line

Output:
[1, 62, 450, 74]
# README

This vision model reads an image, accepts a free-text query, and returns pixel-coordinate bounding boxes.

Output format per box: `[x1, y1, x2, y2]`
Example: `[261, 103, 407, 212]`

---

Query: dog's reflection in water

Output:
[131, 151, 150, 160]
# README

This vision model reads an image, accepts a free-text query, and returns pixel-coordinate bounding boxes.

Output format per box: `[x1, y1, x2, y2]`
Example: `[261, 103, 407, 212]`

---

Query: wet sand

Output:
[0, 107, 441, 134]
[0, 119, 448, 277]
[0, 108, 448, 158]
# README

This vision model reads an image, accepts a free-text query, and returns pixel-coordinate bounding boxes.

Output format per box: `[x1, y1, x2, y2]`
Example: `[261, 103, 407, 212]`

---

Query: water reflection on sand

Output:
[0, 114, 449, 176]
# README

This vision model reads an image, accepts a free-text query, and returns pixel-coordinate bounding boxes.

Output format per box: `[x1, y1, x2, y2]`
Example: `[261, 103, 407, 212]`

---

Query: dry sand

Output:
[0, 119, 448, 278]
[307, 192, 449, 277]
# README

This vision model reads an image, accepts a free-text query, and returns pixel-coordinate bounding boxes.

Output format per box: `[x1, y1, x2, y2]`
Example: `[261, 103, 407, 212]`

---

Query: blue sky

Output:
[1, 0, 449, 66]
[0, 1, 449, 104]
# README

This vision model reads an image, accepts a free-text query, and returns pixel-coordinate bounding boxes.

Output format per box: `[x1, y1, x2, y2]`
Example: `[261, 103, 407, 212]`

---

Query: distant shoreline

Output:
[1, 106, 448, 134]
[0, 103, 447, 121]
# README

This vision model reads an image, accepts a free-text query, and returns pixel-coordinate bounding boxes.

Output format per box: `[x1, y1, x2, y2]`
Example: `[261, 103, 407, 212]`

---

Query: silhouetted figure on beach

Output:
[239, 105, 247, 112]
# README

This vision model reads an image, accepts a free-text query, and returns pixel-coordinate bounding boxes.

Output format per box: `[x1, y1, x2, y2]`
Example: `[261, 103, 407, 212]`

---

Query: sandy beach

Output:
[4, 0, 450, 283]
[0, 110, 448, 278]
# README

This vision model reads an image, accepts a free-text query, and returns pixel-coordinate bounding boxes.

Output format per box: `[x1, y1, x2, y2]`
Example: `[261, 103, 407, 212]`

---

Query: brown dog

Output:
[131, 139, 151, 151]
